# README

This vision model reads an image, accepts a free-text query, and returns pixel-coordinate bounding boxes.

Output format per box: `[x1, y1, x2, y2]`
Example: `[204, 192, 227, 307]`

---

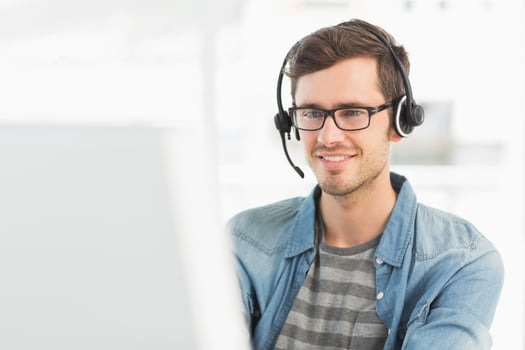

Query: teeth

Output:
[323, 155, 346, 162]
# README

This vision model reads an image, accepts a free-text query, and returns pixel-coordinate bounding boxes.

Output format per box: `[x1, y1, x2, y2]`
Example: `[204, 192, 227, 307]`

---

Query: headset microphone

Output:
[275, 120, 305, 178]
[274, 52, 305, 178]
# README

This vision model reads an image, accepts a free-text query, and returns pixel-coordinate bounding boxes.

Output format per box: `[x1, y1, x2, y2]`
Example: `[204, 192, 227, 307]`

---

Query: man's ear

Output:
[390, 130, 403, 143]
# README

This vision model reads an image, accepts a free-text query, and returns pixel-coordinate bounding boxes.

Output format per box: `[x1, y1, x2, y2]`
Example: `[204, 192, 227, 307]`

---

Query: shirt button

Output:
[376, 292, 384, 300]
[375, 257, 384, 264]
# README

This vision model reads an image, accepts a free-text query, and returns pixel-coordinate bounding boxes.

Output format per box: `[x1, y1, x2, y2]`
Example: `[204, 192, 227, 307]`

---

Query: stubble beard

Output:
[316, 163, 385, 199]
[312, 143, 391, 200]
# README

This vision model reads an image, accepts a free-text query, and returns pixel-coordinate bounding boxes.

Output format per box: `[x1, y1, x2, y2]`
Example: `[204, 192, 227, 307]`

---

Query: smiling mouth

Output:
[321, 155, 347, 162]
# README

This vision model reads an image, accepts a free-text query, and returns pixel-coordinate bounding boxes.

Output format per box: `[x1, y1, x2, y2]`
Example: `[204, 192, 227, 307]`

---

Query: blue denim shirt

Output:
[228, 173, 504, 350]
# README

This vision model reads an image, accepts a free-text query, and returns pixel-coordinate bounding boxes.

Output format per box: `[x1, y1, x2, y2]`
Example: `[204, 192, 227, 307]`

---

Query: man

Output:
[227, 19, 503, 350]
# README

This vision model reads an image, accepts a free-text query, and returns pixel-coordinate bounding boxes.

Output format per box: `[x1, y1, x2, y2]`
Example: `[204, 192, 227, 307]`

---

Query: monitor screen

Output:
[0, 123, 248, 349]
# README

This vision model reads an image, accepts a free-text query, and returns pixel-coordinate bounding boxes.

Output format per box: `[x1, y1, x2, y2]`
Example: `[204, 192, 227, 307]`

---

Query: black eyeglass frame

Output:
[289, 100, 394, 131]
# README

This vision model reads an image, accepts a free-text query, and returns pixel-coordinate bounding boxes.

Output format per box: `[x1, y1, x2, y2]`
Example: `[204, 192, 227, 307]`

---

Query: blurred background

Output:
[0, 0, 523, 348]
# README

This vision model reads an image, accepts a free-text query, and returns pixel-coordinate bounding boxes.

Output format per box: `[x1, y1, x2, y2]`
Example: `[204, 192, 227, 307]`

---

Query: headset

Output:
[274, 25, 425, 178]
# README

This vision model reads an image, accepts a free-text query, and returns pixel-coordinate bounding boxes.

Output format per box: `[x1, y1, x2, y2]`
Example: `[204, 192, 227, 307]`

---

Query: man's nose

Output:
[317, 114, 345, 145]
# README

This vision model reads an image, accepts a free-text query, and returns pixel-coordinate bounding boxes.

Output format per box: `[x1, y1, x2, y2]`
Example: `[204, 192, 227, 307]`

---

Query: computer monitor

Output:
[0, 123, 249, 349]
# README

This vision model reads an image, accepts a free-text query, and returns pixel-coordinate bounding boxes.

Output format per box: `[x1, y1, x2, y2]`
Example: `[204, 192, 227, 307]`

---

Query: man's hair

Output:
[286, 19, 409, 104]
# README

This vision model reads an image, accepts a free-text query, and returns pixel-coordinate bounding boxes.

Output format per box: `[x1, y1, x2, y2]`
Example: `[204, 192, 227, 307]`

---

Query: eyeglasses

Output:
[289, 100, 393, 131]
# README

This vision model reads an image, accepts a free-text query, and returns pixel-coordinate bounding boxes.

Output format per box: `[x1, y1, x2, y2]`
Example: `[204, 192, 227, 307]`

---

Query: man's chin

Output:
[318, 178, 358, 197]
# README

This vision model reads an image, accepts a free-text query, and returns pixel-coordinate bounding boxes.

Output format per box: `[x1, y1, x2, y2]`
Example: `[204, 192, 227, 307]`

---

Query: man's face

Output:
[294, 56, 400, 197]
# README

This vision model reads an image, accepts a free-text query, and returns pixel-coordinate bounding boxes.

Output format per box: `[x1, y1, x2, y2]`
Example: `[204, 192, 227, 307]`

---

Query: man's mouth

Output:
[321, 155, 347, 162]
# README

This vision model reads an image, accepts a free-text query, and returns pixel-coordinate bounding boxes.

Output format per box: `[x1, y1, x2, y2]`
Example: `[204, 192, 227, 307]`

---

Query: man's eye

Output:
[303, 110, 324, 119]
[340, 109, 364, 117]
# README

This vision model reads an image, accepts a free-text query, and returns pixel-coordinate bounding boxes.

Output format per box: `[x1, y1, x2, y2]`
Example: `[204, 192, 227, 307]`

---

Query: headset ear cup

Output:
[394, 95, 426, 137]
[393, 96, 410, 137]
[410, 104, 425, 127]
[274, 111, 292, 135]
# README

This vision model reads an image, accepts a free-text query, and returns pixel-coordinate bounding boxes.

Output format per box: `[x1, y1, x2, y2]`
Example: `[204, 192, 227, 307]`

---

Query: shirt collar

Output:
[284, 172, 417, 266]
[284, 186, 320, 258]
[375, 172, 418, 267]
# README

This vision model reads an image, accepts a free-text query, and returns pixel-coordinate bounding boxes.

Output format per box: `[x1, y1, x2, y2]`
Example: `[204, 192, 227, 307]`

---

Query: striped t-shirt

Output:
[274, 233, 387, 349]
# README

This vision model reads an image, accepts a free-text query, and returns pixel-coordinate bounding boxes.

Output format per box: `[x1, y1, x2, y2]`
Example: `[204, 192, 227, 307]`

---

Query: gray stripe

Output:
[293, 299, 380, 323]
[319, 253, 376, 274]
[286, 301, 385, 325]
[294, 288, 375, 308]
[279, 323, 350, 348]
[302, 275, 376, 299]
[349, 335, 388, 349]
[275, 335, 348, 350]
[314, 266, 377, 288]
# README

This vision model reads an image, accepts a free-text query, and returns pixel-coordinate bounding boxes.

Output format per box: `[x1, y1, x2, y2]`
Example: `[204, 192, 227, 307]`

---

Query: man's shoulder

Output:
[414, 203, 496, 258]
[228, 196, 306, 233]
[227, 196, 309, 254]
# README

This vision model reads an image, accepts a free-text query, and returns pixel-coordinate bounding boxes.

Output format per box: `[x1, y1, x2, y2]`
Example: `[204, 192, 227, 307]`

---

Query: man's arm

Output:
[402, 249, 504, 349]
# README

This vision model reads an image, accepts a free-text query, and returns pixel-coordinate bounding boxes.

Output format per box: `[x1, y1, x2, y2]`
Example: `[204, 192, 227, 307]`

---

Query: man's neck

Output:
[319, 172, 397, 248]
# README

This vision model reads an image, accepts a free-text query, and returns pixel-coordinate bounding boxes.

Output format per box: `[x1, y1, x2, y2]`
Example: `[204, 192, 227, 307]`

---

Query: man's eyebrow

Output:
[294, 103, 323, 109]
[337, 102, 365, 108]
[294, 102, 365, 109]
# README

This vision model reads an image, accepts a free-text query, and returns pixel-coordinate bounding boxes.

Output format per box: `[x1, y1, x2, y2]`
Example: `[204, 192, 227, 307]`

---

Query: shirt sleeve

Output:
[401, 248, 504, 350]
